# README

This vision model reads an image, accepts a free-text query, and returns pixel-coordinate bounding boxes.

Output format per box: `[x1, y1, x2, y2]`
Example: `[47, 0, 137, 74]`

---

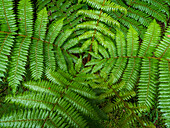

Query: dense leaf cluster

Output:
[0, 0, 169, 127]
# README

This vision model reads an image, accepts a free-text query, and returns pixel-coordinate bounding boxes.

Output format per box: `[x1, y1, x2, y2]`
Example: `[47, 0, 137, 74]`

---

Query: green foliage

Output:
[30, 8, 48, 80]
[85, 20, 170, 127]
[0, 0, 170, 128]
[0, 69, 104, 128]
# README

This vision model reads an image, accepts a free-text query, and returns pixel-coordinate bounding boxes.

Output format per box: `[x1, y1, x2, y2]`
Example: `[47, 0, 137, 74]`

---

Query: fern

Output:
[0, 69, 104, 128]
[0, 0, 17, 82]
[84, 20, 170, 127]
[7, 0, 33, 93]
[0, 0, 170, 128]
[158, 60, 170, 127]
[29, 8, 48, 80]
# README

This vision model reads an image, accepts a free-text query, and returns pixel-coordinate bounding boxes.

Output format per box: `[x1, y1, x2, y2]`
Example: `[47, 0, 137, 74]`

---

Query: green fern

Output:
[7, 0, 33, 93]
[0, 0, 17, 82]
[29, 8, 48, 80]
[85, 20, 170, 127]
[0, 0, 170, 128]
[0, 69, 104, 128]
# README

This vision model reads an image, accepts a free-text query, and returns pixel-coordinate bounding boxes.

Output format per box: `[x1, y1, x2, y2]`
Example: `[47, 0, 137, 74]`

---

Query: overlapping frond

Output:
[91, 79, 151, 127]
[125, 0, 168, 26]
[82, 20, 169, 127]
[108, 0, 169, 38]
[0, 69, 102, 128]
[77, 10, 120, 27]
[37, 0, 86, 31]
[0, 0, 170, 127]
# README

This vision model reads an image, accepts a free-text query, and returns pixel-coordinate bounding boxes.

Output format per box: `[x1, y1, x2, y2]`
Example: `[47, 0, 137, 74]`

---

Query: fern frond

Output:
[117, 105, 154, 128]
[93, 77, 151, 127]
[0, 34, 14, 82]
[56, 47, 68, 72]
[29, 8, 48, 80]
[77, 10, 120, 27]
[91, 59, 107, 73]
[0, 0, 17, 82]
[116, 30, 126, 57]
[127, 25, 139, 57]
[142, 0, 169, 17]
[0, 0, 170, 127]
[138, 20, 161, 57]
[46, 69, 97, 99]
[52, 1, 85, 26]
[108, 10, 146, 38]
[0, 69, 103, 127]
[0, 109, 52, 128]
[125, 0, 167, 26]
[113, 0, 152, 27]
[63, 51, 77, 75]
[0, 0, 17, 32]
[89, 51, 103, 59]
[44, 18, 64, 70]
[158, 60, 170, 127]
[138, 58, 159, 109]
[100, 58, 117, 78]
[7, 0, 33, 93]
[55, 29, 74, 47]
[9, 81, 99, 119]
[80, 0, 127, 14]
[155, 25, 170, 59]
[123, 58, 141, 90]
[86, 57, 116, 79]
[108, 58, 127, 84]
[95, 31, 109, 48]
[37, 0, 51, 11]
[105, 38, 117, 57]
[77, 30, 94, 41]
[79, 39, 91, 53]
[99, 45, 109, 58]
[63, 38, 79, 50]
[76, 21, 115, 40]
[75, 56, 82, 72]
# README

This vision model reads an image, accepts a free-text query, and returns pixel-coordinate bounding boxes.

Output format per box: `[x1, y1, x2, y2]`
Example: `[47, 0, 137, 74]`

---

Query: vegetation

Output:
[0, 0, 169, 127]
